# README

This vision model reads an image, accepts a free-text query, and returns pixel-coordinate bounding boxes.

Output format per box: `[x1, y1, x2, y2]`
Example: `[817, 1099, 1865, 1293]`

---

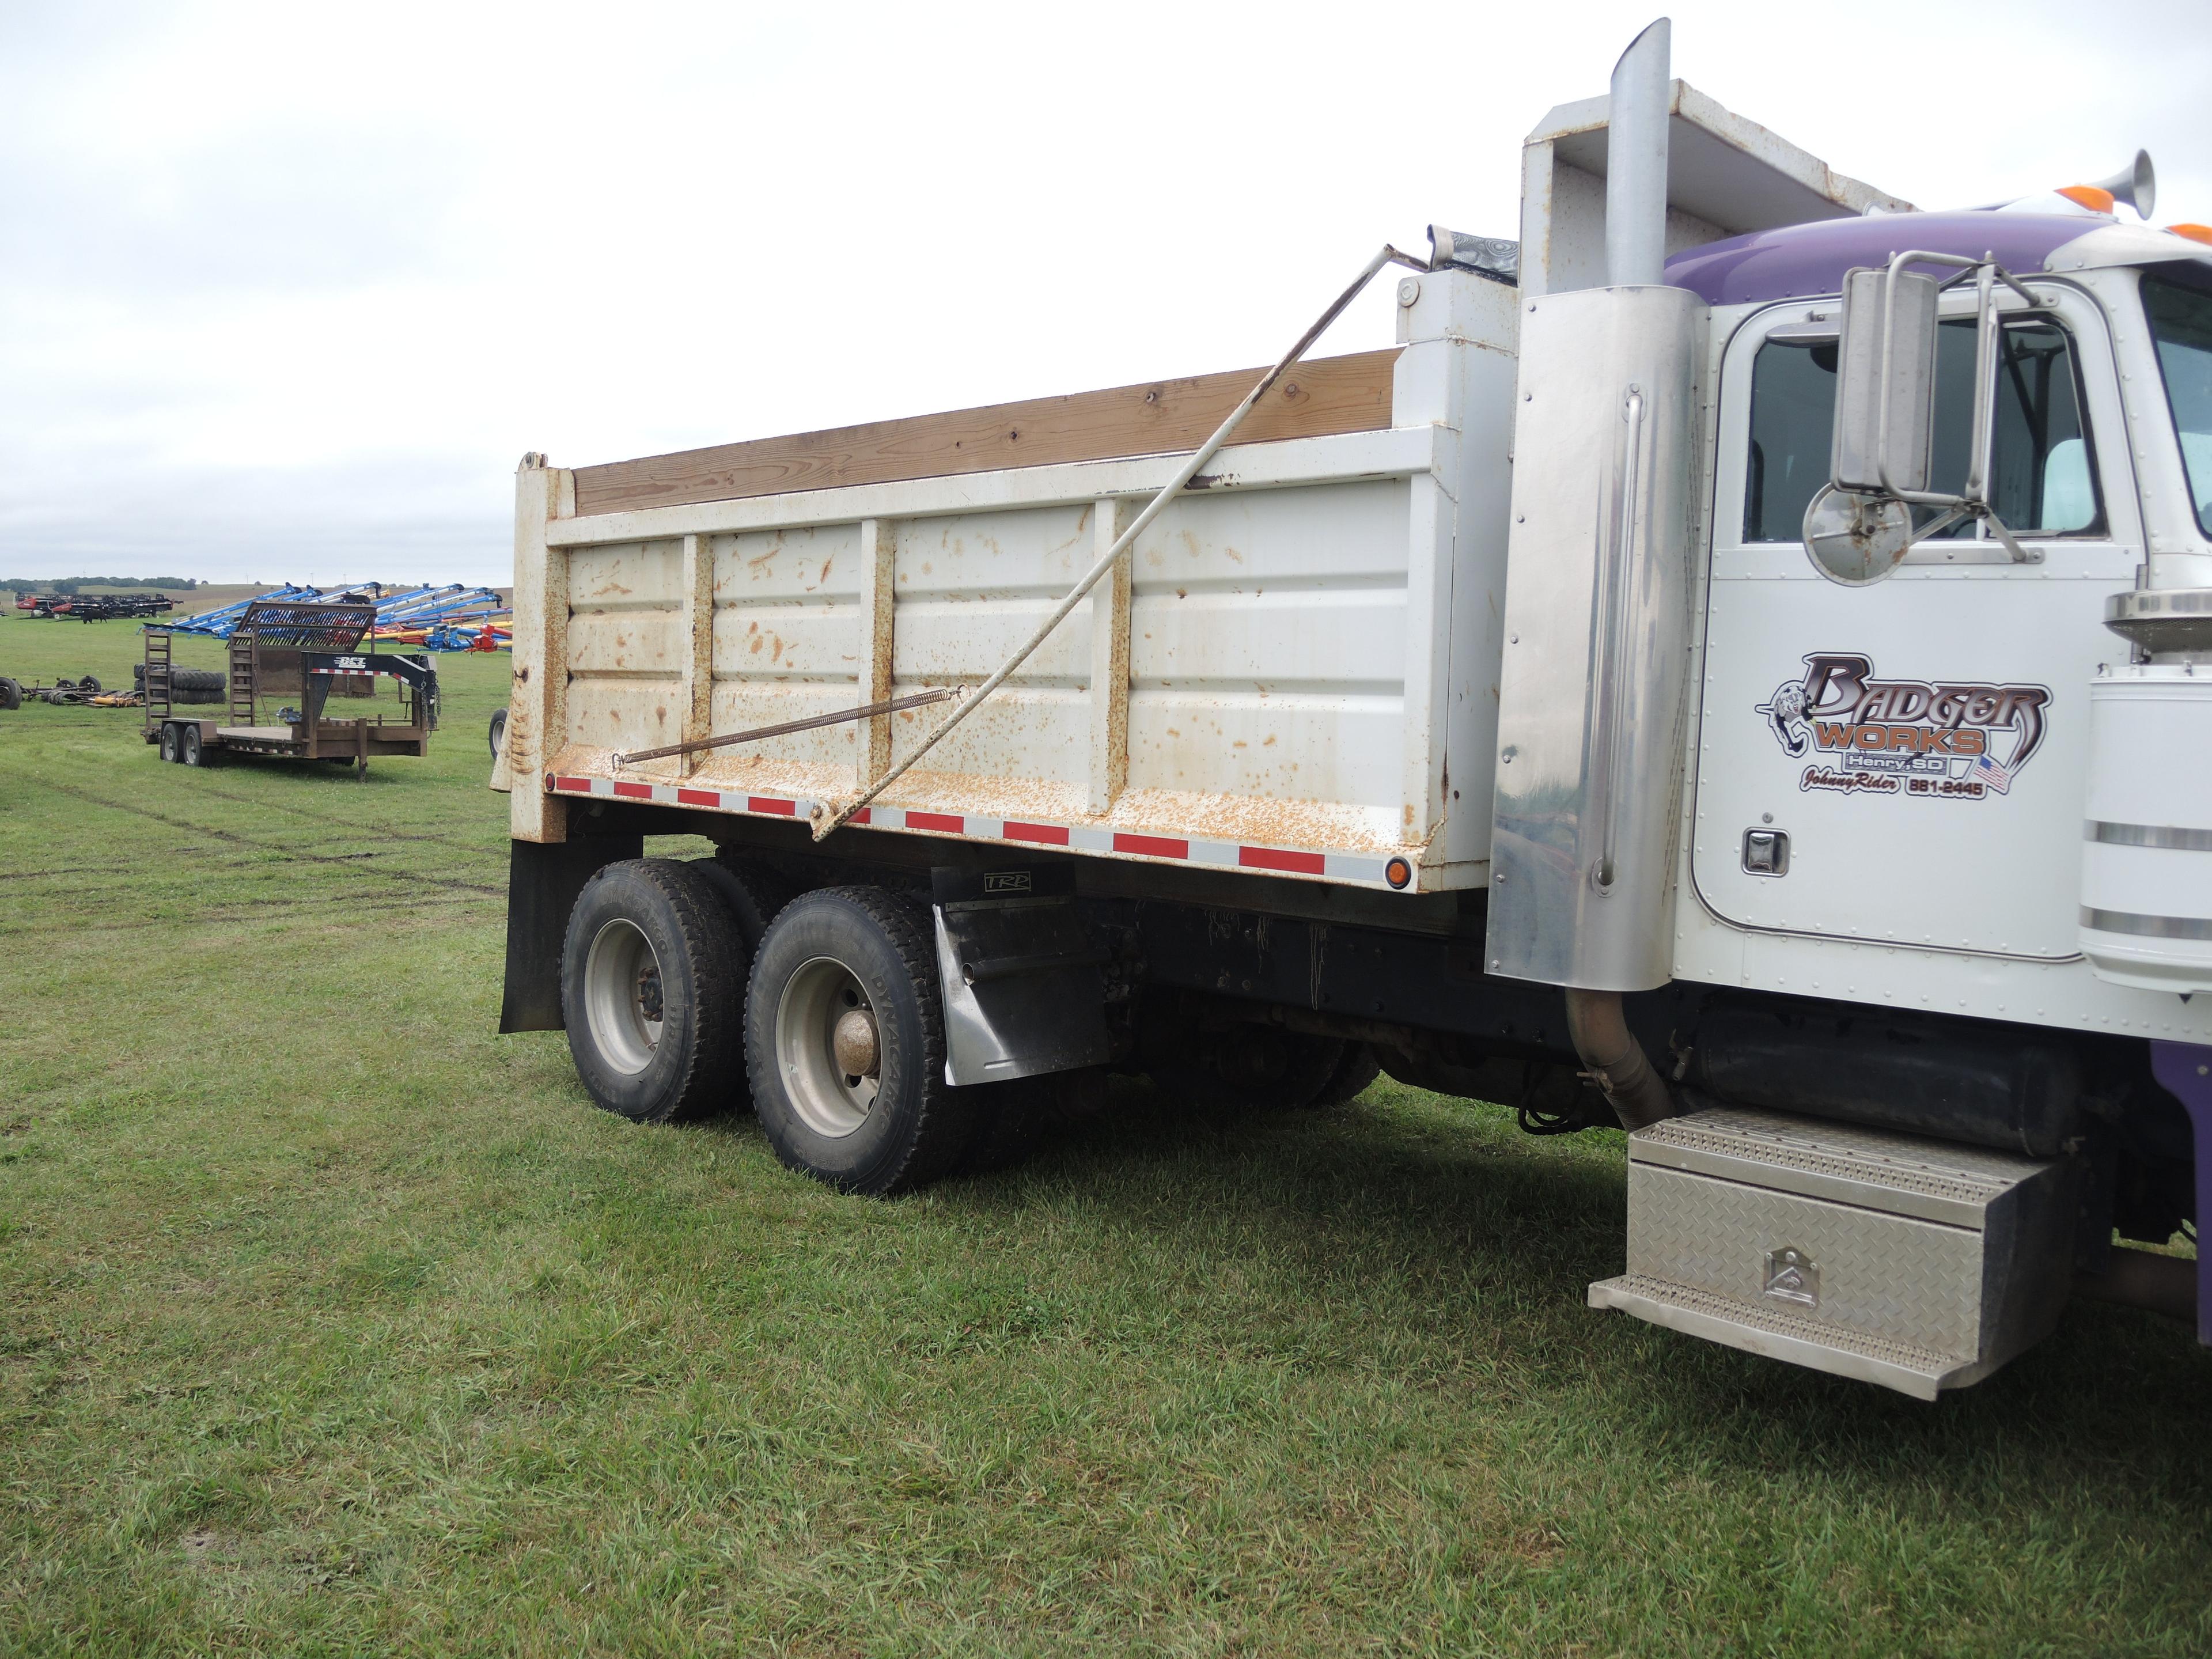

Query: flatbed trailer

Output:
[498, 23, 2212, 1398]
[144, 600, 437, 775]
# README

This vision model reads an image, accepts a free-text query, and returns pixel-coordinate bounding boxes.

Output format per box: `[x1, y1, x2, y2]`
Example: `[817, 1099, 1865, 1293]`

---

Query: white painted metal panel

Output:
[1126, 480, 1408, 829]
[1668, 290, 2212, 1044]
[524, 270, 1519, 888]
[1690, 285, 2139, 961]
[565, 539, 686, 759]
[566, 672, 687, 757]
[888, 505, 1095, 797]
[1693, 567, 2124, 959]
[695, 524, 870, 778]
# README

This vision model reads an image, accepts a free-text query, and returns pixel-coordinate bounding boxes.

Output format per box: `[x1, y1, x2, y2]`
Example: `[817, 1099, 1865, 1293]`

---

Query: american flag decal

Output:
[1971, 752, 2013, 794]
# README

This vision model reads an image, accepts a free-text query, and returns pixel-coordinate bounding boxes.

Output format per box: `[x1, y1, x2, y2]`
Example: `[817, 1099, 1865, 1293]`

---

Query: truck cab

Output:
[1487, 33, 2212, 1391]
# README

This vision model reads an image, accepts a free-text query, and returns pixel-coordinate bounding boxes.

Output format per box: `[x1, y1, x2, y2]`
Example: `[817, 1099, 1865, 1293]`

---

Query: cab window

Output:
[1744, 316, 2101, 542]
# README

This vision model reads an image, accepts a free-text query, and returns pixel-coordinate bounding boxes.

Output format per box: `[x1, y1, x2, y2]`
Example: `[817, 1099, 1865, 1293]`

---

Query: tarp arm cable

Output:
[809, 243, 1428, 840]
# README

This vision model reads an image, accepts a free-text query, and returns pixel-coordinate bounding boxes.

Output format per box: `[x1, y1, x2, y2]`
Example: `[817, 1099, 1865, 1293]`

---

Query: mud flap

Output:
[499, 834, 643, 1033]
[931, 863, 1109, 1085]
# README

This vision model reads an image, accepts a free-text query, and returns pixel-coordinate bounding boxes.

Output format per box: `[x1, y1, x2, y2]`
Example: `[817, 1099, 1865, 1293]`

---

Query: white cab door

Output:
[1690, 283, 2141, 960]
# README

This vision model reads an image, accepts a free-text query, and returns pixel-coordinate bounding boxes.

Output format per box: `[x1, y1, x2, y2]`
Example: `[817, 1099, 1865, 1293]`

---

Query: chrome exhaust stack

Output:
[1488, 17, 1692, 1124]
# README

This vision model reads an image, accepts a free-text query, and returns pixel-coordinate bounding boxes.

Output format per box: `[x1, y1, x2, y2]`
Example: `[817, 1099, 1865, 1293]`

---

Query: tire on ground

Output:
[690, 854, 789, 958]
[1309, 1041, 1382, 1108]
[488, 707, 506, 758]
[159, 723, 180, 763]
[1147, 1025, 1347, 1112]
[744, 885, 978, 1195]
[181, 725, 205, 766]
[560, 858, 748, 1124]
[0, 678, 19, 712]
[680, 854, 789, 1115]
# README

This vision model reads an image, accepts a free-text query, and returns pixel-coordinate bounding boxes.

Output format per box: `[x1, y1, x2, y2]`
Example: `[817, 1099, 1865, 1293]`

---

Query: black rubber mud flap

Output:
[499, 834, 643, 1032]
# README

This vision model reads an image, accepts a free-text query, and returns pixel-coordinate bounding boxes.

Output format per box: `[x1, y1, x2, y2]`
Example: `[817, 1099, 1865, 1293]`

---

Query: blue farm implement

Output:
[165, 582, 510, 645]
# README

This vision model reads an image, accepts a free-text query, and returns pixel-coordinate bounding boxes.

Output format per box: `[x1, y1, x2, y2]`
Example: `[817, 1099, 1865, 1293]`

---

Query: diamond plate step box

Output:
[1589, 1107, 2075, 1399]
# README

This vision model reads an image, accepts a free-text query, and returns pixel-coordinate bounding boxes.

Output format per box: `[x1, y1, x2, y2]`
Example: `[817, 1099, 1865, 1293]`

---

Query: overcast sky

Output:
[3, 1, 2206, 587]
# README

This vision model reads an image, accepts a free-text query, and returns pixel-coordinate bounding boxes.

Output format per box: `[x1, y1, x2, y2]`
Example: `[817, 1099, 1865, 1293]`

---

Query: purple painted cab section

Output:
[2148, 1041, 2212, 1346]
[1664, 210, 2100, 307]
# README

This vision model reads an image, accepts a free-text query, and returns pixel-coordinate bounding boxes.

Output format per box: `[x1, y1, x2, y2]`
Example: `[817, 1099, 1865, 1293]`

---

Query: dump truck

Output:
[496, 21, 2212, 1398]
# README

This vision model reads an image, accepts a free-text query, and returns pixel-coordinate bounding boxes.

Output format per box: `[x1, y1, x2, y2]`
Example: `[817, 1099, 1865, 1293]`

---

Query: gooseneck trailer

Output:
[498, 21, 2212, 1397]
[146, 600, 437, 775]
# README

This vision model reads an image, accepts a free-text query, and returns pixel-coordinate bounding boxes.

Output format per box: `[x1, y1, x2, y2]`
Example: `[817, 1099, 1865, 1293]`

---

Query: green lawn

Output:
[2, 615, 2208, 1657]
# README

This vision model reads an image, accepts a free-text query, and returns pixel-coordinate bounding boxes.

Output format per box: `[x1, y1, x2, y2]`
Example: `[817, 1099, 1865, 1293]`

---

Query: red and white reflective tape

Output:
[544, 771, 1413, 890]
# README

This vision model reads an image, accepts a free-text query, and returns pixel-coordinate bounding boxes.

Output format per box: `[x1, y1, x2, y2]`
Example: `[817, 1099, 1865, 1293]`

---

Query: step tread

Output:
[1590, 1272, 1979, 1399]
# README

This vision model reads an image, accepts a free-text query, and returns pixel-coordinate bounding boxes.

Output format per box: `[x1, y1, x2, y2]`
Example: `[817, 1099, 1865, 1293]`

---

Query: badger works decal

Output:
[1754, 653, 2050, 801]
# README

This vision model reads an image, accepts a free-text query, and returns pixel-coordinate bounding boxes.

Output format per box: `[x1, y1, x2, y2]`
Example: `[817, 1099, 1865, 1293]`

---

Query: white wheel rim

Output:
[583, 918, 664, 1075]
[774, 956, 880, 1138]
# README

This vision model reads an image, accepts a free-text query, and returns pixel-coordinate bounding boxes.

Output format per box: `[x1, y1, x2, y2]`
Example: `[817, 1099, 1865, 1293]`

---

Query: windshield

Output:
[2143, 273, 2212, 536]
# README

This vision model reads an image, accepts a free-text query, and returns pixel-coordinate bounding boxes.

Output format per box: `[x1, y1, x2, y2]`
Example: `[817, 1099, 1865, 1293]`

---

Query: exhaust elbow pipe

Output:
[1566, 988, 1676, 1131]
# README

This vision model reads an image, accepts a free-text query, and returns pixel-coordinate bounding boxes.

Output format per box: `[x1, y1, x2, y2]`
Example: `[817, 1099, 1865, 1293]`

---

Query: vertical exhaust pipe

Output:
[1578, 18, 1676, 1130]
[1606, 18, 1672, 288]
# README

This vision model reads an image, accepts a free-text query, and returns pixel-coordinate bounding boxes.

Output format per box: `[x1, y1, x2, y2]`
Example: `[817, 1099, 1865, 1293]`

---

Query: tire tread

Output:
[565, 858, 745, 1124]
[745, 884, 974, 1195]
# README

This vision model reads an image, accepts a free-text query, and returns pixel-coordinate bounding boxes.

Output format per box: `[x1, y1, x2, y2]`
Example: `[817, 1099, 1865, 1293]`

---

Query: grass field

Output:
[3, 614, 2209, 1657]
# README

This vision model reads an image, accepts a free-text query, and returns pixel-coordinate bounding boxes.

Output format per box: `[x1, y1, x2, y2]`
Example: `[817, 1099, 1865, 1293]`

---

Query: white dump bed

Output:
[503, 272, 1520, 892]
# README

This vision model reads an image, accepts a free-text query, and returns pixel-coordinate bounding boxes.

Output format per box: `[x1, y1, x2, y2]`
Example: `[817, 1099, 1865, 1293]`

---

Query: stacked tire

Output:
[558, 856, 1056, 1195]
[133, 664, 226, 703]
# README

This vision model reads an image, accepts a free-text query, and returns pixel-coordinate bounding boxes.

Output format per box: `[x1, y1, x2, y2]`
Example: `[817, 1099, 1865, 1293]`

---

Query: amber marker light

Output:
[1385, 856, 1412, 889]
[2168, 224, 2212, 246]
[2056, 184, 2117, 213]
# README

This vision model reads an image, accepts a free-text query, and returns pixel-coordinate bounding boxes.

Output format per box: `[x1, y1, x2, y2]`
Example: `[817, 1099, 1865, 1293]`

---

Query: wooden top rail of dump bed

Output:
[571, 349, 1402, 517]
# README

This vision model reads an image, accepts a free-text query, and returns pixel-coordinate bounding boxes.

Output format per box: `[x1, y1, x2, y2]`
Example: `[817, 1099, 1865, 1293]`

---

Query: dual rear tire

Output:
[559, 859, 991, 1195]
[1144, 1018, 1379, 1112]
[561, 859, 747, 1123]
[744, 886, 976, 1195]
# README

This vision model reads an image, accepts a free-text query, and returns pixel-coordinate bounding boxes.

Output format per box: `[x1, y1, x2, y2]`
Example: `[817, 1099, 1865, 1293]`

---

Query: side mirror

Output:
[1831, 266, 1938, 497]
[1805, 253, 2044, 584]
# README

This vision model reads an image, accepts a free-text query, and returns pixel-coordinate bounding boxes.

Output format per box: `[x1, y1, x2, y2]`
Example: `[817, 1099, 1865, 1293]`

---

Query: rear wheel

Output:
[78, 675, 100, 695]
[690, 854, 788, 959]
[1, 677, 22, 711]
[181, 725, 204, 766]
[1146, 1023, 1346, 1112]
[561, 858, 747, 1123]
[745, 886, 976, 1195]
[1310, 1042, 1382, 1108]
[159, 723, 181, 763]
